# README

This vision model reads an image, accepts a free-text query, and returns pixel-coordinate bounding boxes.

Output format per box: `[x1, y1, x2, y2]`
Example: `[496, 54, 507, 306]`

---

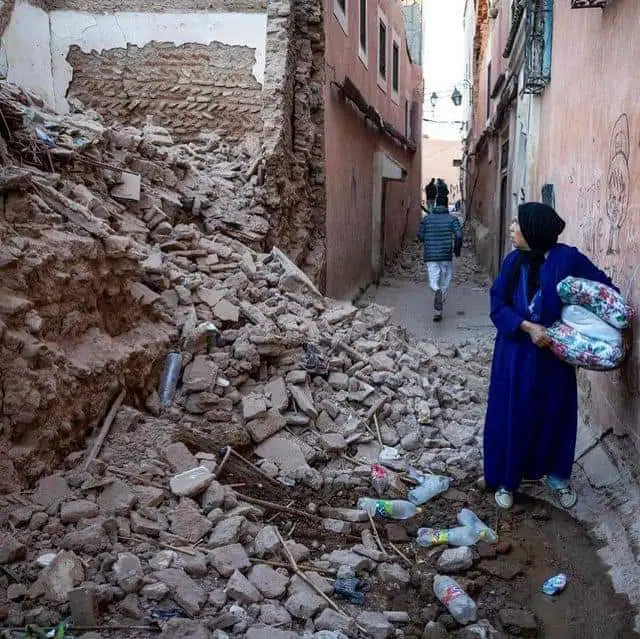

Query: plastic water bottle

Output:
[417, 526, 479, 548]
[456, 508, 498, 543]
[408, 473, 451, 505]
[159, 352, 182, 407]
[433, 575, 477, 625]
[357, 498, 418, 520]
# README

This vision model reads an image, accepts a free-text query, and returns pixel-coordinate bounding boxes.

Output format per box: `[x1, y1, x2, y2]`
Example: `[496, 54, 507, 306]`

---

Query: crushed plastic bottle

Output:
[433, 575, 477, 625]
[542, 573, 567, 595]
[407, 470, 451, 505]
[333, 577, 369, 605]
[417, 526, 480, 548]
[370, 464, 390, 496]
[456, 508, 498, 543]
[159, 352, 182, 407]
[357, 498, 418, 520]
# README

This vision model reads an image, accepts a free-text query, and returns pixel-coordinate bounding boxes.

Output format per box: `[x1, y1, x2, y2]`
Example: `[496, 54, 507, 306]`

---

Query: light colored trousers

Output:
[426, 261, 453, 294]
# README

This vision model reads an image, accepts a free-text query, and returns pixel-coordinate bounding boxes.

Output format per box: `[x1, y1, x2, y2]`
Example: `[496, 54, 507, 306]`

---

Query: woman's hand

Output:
[521, 321, 552, 348]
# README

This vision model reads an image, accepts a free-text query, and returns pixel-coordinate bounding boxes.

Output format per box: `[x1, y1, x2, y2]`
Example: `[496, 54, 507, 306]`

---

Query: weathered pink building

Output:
[465, 0, 640, 448]
[421, 137, 462, 203]
[323, 0, 423, 299]
[533, 0, 640, 446]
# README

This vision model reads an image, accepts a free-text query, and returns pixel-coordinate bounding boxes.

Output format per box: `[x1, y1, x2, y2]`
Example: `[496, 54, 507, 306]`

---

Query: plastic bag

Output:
[561, 305, 622, 345]
[557, 277, 632, 329]
[547, 322, 626, 371]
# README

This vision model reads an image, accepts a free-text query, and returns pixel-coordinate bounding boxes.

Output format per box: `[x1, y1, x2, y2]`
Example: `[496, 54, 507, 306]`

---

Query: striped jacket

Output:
[418, 206, 463, 262]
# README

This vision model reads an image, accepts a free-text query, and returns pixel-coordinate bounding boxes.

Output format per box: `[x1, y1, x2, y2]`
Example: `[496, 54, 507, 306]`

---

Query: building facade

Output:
[421, 137, 462, 204]
[323, 0, 423, 299]
[464, 0, 640, 448]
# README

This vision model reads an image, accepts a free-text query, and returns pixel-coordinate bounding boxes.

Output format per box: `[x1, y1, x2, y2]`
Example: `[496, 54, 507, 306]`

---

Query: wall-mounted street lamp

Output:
[429, 84, 468, 109]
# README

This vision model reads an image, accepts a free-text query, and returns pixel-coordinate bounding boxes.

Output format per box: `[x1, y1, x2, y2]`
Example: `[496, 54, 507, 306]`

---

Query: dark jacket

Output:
[418, 206, 462, 262]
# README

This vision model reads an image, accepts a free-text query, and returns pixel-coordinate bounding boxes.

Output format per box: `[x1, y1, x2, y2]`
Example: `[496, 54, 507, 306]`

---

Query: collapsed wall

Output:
[0, 0, 327, 284]
[0, 0, 327, 490]
[261, 0, 327, 289]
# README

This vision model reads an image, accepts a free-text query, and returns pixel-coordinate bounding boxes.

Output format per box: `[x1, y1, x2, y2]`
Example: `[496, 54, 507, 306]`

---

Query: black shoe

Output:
[434, 289, 443, 311]
[433, 312, 442, 322]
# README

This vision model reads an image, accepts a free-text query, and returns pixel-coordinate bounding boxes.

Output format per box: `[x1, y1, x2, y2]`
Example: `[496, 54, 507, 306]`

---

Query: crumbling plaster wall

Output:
[0, 1, 267, 122]
[261, 0, 327, 289]
[45, 0, 265, 10]
[0, 0, 326, 284]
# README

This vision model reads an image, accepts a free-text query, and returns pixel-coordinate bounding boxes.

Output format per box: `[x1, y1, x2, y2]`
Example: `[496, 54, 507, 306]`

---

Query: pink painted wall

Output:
[421, 137, 462, 202]
[533, 0, 640, 446]
[323, 0, 423, 299]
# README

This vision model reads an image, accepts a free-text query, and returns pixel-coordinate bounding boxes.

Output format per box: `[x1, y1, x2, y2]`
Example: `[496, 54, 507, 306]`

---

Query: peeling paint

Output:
[0, 0, 266, 112]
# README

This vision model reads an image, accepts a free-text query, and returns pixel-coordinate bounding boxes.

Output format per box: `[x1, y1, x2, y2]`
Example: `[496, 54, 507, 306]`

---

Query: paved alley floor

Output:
[364, 241, 494, 344]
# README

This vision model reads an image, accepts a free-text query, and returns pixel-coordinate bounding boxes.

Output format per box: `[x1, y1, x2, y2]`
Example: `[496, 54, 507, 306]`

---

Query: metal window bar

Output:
[401, 0, 423, 65]
[524, 0, 553, 94]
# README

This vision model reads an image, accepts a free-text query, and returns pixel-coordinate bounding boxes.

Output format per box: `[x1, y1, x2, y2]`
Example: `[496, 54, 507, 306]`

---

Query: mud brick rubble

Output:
[0, 81, 509, 639]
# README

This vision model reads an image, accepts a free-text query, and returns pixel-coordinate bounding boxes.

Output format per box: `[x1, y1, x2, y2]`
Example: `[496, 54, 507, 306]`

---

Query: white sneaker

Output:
[544, 478, 578, 509]
[495, 488, 514, 509]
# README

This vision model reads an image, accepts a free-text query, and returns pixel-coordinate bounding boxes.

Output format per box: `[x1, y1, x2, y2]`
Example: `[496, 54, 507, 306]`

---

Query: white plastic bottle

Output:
[408, 473, 451, 505]
[433, 575, 477, 625]
[417, 526, 479, 548]
[357, 498, 418, 520]
[456, 508, 498, 543]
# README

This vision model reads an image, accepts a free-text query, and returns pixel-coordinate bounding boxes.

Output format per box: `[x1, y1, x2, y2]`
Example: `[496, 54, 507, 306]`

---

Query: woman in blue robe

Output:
[483, 202, 617, 509]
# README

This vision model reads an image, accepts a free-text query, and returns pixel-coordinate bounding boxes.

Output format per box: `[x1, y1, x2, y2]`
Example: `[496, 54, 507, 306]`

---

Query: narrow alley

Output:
[1, 0, 640, 638]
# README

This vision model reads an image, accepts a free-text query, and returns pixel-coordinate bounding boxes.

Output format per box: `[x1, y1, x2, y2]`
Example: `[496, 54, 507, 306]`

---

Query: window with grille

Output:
[379, 21, 387, 78]
[392, 41, 399, 93]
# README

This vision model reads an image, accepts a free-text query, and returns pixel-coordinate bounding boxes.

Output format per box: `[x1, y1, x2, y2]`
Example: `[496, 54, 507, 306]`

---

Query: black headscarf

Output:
[505, 202, 566, 304]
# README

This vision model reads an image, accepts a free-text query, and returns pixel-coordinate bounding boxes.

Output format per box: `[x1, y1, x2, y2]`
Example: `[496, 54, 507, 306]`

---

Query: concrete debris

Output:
[0, 77, 511, 639]
[170, 467, 214, 497]
[113, 552, 144, 593]
[29, 551, 85, 604]
[356, 611, 394, 638]
[226, 569, 263, 604]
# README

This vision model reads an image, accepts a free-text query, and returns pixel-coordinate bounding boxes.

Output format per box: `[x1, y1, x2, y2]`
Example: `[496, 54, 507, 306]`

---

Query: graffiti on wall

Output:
[576, 113, 640, 400]
[606, 114, 631, 255]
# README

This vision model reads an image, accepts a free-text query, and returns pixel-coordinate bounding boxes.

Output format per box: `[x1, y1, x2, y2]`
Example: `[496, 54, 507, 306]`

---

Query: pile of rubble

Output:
[0, 80, 520, 638]
[0, 78, 273, 486]
[383, 240, 491, 290]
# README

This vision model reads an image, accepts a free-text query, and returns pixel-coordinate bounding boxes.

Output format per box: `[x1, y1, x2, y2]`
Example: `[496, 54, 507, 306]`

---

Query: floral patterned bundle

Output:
[547, 322, 626, 371]
[556, 277, 633, 329]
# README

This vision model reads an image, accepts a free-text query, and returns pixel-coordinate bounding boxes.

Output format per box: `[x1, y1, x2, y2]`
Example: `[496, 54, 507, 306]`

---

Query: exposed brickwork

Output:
[45, 0, 265, 11]
[261, 0, 327, 289]
[67, 41, 263, 142]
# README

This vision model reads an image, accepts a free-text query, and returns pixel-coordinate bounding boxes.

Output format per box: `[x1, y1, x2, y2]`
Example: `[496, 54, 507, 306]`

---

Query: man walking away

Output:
[418, 193, 463, 321]
[425, 179, 438, 212]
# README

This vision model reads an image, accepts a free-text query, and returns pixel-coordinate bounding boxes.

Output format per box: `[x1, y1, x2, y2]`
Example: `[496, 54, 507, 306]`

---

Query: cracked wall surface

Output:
[67, 41, 263, 141]
[261, 0, 327, 289]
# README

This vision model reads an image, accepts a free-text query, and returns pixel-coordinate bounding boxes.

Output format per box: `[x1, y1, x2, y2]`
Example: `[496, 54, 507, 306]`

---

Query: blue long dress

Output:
[483, 243, 616, 491]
